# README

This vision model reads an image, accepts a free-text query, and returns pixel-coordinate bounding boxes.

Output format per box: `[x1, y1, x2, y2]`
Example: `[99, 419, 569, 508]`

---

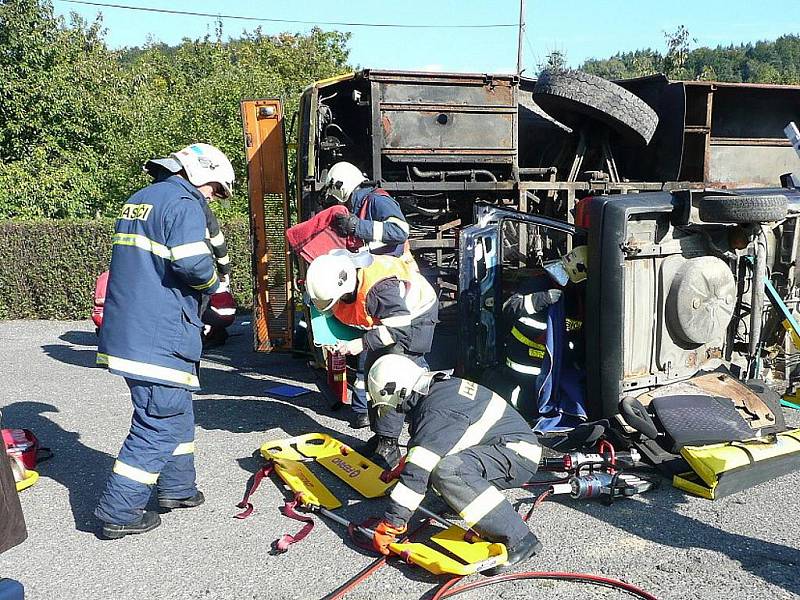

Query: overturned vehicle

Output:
[247, 68, 800, 487]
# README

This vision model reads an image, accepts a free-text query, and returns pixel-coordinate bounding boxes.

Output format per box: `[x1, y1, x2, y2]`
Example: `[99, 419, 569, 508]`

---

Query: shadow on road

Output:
[0, 401, 114, 534]
[546, 489, 800, 597]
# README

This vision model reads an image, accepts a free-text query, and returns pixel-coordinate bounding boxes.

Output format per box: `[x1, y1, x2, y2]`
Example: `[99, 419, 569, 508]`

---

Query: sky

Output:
[52, 0, 800, 74]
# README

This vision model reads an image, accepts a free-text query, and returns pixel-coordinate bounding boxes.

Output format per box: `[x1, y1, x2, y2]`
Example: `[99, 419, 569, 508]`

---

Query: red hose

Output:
[431, 571, 659, 600]
[597, 440, 616, 473]
[321, 517, 433, 600]
[523, 488, 552, 522]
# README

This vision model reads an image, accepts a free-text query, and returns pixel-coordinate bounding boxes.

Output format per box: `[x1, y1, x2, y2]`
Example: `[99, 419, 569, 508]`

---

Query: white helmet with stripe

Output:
[305, 253, 358, 312]
[324, 161, 368, 204]
[367, 354, 426, 418]
[146, 143, 235, 199]
[173, 143, 235, 199]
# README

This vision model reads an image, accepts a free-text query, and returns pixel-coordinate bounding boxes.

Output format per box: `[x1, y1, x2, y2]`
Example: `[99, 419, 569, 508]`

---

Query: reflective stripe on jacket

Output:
[384, 376, 541, 526]
[97, 176, 220, 390]
[332, 255, 436, 329]
[351, 187, 410, 258]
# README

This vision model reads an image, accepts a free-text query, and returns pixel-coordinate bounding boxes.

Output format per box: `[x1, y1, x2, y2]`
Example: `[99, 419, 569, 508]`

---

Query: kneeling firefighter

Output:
[95, 143, 234, 539]
[305, 252, 438, 468]
[365, 354, 544, 573]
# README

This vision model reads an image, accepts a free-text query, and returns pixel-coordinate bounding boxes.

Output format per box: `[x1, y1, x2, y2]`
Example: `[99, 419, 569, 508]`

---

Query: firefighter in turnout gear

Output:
[324, 161, 411, 259]
[485, 287, 562, 422]
[305, 252, 438, 468]
[145, 151, 234, 347]
[95, 143, 234, 539]
[366, 354, 543, 574]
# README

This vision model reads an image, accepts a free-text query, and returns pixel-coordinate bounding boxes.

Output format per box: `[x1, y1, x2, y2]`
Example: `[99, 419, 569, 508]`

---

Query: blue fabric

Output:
[351, 187, 408, 257]
[95, 379, 196, 525]
[98, 175, 219, 390]
[533, 298, 588, 433]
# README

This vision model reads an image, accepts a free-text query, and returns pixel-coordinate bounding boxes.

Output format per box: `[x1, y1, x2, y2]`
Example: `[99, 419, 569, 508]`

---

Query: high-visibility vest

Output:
[333, 255, 436, 329]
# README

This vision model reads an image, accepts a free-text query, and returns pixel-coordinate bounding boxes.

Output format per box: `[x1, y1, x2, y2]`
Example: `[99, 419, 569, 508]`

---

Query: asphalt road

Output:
[0, 318, 798, 600]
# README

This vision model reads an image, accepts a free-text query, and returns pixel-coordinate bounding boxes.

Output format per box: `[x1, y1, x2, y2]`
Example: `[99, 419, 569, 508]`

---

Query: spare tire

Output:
[698, 194, 788, 223]
[533, 70, 659, 145]
[666, 256, 736, 346]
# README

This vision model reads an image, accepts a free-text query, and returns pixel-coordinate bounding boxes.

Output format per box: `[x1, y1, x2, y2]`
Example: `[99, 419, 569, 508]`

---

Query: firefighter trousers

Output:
[429, 441, 540, 547]
[95, 378, 197, 525]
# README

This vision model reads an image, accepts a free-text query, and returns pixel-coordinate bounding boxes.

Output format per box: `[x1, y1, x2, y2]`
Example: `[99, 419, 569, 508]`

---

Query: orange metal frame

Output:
[240, 99, 293, 351]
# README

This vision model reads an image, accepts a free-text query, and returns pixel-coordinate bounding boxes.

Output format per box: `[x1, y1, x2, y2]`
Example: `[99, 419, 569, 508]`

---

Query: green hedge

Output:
[0, 218, 252, 320]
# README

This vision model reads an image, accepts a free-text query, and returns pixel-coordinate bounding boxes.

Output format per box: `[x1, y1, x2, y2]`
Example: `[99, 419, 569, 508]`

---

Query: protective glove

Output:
[332, 212, 359, 237]
[216, 273, 231, 294]
[504, 289, 562, 316]
[335, 337, 364, 356]
[372, 520, 407, 555]
[529, 289, 562, 313]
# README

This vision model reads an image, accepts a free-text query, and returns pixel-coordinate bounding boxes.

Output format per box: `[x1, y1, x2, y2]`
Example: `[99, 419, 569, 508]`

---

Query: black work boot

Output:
[350, 412, 370, 429]
[356, 435, 379, 457]
[102, 510, 161, 540]
[483, 532, 542, 575]
[158, 491, 205, 510]
[370, 436, 400, 471]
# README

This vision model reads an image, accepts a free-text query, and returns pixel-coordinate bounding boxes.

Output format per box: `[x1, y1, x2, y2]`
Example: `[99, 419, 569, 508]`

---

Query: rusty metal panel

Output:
[382, 110, 515, 151]
[381, 83, 514, 106]
[369, 71, 518, 168]
[241, 99, 293, 352]
[708, 143, 798, 187]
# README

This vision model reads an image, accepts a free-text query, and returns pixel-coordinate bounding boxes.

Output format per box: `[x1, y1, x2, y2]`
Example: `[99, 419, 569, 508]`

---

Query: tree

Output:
[0, 1, 352, 219]
[662, 25, 694, 79]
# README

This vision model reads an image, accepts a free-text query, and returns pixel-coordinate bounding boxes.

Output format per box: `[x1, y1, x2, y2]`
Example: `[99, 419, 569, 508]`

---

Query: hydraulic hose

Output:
[431, 571, 660, 600]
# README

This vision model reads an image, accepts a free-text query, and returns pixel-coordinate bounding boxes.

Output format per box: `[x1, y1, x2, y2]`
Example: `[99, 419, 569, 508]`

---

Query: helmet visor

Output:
[312, 297, 335, 313]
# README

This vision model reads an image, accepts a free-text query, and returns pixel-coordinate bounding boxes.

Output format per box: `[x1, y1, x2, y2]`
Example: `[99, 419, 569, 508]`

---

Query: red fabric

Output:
[234, 462, 273, 519]
[274, 494, 316, 553]
[575, 196, 593, 229]
[286, 206, 360, 264]
[207, 290, 237, 327]
[234, 463, 316, 554]
[91, 271, 109, 328]
[2, 429, 40, 470]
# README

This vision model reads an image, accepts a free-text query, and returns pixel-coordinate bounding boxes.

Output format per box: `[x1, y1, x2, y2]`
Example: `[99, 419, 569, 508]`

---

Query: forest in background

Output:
[1, 1, 798, 220]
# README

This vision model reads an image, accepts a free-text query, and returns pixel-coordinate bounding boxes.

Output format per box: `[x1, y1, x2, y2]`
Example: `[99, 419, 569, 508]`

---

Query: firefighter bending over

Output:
[305, 252, 438, 469]
[323, 161, 410, 258]
[366, 354, 544, 574]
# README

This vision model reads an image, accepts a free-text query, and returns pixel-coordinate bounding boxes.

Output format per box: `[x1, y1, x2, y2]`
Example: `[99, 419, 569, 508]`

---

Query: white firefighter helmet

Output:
[367, 354, 426, 419]
[324, 162, 368, 204]
[173, 143, 235, 199]
[146, 143, 235, 199]
[305, 253, 358, 312]
[562, 245, 588, 283]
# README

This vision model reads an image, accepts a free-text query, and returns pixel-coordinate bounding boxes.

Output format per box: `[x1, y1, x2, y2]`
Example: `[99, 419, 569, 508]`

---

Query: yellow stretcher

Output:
[390, 525, 508, 575]
[673, 428, 800, 499]
[260, 432, 508, 575]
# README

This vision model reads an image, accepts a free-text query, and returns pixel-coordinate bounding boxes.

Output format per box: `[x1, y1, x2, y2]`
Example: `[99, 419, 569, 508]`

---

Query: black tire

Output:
[533, 70, 659, 145]
[698, 194, 788, 223]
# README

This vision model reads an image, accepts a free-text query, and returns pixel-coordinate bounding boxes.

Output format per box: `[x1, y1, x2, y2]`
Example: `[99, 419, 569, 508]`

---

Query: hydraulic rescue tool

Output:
[537, 440, 657, 501]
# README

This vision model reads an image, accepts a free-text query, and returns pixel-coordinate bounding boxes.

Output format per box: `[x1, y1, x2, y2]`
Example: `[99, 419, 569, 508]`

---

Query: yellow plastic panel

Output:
[389, 540, 508, 576]
[296, 433, 394, 498]
[680, 428, 800, 488]
[431, 525, 502, 564]
[260, 439, 306, 461]
[272, 458, 341, 510]
[15, 469, 38, 492]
